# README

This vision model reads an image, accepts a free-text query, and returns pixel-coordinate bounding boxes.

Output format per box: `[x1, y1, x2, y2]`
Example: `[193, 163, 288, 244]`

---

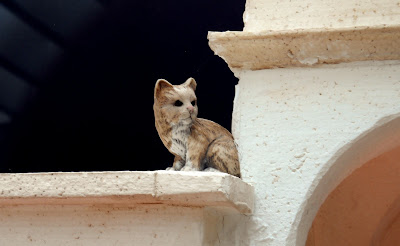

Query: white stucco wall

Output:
[230, 61, 400, 245]
[0, 204, 204, 245]
[0, 171, 254, 246]
[243, 0, 400, 31]
[208, 0, 400, 244]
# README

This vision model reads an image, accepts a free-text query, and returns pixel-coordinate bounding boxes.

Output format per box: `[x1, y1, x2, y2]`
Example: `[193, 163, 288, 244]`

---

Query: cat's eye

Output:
[174, 100, 183, 107]
[191, 100, 196, 106]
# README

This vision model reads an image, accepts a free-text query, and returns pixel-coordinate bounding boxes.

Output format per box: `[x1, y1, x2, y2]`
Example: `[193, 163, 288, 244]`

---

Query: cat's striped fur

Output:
[153, 78, 241, 178]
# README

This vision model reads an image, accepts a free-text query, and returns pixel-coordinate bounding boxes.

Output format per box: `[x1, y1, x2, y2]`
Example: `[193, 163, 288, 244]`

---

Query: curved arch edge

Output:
[288, 113, 400, 246]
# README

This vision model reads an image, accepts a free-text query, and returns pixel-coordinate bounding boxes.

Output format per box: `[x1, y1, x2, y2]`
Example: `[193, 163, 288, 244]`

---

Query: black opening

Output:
[0, 0, 245, 172]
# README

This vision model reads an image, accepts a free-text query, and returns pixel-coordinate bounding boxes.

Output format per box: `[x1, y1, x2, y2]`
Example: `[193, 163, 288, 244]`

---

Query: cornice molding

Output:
[208, 25, 400, 71]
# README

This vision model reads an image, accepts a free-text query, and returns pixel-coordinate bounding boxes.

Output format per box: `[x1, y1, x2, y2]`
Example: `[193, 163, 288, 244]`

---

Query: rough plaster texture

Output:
[0, 171, 253, 214]
[0, 204, 204, 245]
[306, 145, 400, 246]
[243, 0, 400, 32]
[0, 171, 254, 245]
[232, 61, 400, 245]
[207, 0, 400, 244]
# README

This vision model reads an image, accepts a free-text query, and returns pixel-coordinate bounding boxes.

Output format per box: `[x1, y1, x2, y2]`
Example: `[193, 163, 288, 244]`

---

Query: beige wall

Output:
[380, 211, 400, 246]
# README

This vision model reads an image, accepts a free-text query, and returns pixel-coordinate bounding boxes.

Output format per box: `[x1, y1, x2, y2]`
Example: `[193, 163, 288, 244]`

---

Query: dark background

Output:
[0, 0, 245, 172]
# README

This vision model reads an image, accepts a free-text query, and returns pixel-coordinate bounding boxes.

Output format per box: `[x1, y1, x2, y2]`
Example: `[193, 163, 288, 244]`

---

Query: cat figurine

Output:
[153, 77, 241, 178]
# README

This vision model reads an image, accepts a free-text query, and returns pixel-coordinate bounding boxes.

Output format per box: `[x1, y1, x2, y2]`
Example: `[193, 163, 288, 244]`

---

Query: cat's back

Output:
[194, 118, 240, 178]
[192, 118, 233, 139]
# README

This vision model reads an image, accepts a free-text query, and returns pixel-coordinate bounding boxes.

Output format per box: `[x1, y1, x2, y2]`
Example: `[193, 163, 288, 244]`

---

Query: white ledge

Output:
[0, 171, 254, 214]
[208, 24, 400, 71]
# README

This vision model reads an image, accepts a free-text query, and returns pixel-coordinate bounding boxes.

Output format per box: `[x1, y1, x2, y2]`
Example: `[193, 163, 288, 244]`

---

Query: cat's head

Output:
[154, 78, 198, 125]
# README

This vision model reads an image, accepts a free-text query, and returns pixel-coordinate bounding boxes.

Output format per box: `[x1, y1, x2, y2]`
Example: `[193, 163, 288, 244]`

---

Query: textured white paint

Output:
[207, 0, 400, 244]
[233, 61, 400, 245]
[243, 0, 400, 32]
[0, 171, 254, 245]
[0, 204, 204, 246]
[0, 171, 253, 214]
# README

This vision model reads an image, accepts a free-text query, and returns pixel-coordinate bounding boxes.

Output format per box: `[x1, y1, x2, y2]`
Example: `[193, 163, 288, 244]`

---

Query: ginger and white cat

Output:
[153, 77, 241, 178]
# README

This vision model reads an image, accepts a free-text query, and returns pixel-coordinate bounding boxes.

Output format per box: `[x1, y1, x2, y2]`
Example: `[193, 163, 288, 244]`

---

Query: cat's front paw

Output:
[181, 165, 198, 172]
[204, 167, 222, 173]
[174, 162, 184, 170]
[166, 167, 175, 171]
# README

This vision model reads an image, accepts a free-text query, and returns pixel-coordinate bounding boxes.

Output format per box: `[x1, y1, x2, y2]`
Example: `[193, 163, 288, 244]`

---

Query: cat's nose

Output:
[187, 105, 194, 113]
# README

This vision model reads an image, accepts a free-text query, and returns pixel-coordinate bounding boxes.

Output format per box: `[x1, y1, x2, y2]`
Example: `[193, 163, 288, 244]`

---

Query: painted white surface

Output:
[232, 61, 400, 245]
[0, 204, 204, 246]
[0, 171, 253, 214]
[208, 0, 400, 244]
[243, 0, 400, 32]
[0, 171, 254, 245]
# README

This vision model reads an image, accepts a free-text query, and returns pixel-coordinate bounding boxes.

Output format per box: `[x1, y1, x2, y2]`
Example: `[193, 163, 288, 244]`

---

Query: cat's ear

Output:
[155, 79, 173, 99]
[183, 77, 197, 91]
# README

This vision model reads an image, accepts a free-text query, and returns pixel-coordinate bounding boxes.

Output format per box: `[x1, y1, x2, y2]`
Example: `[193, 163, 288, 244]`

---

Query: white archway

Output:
[291, 113, 400, 246]
[306, 145, 400, 245]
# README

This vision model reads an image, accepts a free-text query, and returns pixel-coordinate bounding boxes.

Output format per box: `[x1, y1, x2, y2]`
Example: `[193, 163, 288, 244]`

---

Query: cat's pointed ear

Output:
[155, 79, 173, 99]
[183, 77, 197, 91]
